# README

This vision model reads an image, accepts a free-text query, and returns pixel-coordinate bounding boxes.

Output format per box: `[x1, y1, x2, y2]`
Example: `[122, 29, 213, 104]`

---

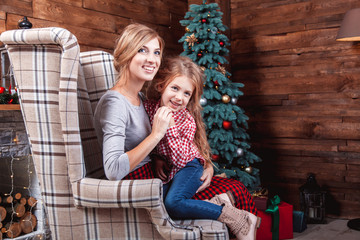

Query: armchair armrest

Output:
[72, 177, 202, 238]
[72, 178, 163, 209]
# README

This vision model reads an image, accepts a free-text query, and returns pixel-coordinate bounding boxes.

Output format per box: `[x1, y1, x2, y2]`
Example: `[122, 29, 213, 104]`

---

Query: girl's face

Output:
[160, 75, 194, 112]
[129, 38, 161, 83]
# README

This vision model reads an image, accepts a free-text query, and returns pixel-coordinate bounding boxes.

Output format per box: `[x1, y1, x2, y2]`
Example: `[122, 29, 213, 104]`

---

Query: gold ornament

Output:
[245, 166, 253, 174]
[216, 65, 226, 75]
[185, 26, 190, 32]
[222, 95, 230, 103]
[200, 66, 206, 71]
[185, 33, 198, 47]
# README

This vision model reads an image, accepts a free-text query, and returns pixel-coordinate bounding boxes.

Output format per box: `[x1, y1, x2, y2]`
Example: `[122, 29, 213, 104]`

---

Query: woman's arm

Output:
[96, 95, 171, 180]
[127, 106, 173, 170]
[196, 160, 214, 193]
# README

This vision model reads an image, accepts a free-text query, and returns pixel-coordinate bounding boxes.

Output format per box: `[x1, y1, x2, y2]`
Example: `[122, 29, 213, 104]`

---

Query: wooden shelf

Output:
[0, 104, 20, 110]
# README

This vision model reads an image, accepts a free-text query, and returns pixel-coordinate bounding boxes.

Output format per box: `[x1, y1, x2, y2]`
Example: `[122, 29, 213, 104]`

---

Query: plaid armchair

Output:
[0, 27, 229, 240]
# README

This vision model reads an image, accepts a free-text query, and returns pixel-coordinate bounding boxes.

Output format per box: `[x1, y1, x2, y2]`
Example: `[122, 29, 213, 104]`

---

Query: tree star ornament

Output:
[216, 65, 226, 75]
[185, 33, 198, 47]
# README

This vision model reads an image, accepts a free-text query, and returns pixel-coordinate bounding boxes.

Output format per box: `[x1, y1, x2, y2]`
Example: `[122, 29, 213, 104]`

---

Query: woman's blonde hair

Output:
[113, 23, 165, 86]
[146, 56, 212, 163]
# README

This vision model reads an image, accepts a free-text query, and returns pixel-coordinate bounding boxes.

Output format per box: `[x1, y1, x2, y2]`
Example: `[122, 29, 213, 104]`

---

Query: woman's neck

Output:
[112, 80, 143, 106]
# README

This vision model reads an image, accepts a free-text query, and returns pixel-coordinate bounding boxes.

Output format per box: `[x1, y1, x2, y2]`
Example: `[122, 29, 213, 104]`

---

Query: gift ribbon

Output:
[265, 195, 281, 240]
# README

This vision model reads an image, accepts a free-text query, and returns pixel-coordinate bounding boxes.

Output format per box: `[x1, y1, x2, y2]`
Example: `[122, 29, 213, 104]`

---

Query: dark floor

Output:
[293, 218, 360, 240]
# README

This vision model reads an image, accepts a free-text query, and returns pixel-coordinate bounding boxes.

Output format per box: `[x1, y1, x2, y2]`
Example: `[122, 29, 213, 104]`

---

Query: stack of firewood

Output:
[0, 193, 37, 239]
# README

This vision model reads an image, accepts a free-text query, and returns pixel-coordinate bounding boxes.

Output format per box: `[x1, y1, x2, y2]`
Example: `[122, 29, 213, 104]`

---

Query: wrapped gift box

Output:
[254, 197, 268, 211]
[256, 201, 293, 240]
[293, 211, 307, 233]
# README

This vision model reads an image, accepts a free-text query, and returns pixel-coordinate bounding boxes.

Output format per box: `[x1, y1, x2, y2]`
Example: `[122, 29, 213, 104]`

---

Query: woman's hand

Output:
[151, 106, 172, 139]
[196, 162, 214, 193]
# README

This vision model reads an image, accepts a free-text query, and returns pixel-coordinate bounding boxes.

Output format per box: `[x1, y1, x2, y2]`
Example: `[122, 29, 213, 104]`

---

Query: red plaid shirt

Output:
[144, 100, 205, 183]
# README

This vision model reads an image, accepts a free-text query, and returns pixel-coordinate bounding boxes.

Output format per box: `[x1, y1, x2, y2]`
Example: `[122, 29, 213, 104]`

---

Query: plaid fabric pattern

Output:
[1, 28, 229, 240]
[123, 162, 155, 180]
[193, 176, 258, 215]
[144, 100, 205, 183]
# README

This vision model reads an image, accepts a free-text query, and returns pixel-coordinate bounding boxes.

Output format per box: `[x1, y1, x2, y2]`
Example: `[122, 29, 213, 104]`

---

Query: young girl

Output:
[144, 56, 260, 240]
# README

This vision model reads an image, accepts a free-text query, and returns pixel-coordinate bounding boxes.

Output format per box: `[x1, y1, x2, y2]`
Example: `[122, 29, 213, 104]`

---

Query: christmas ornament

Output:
[222, 94, 230, 103]
[216, 65, 226, 75]
[211, 27, 218, 34]
[201, 19, 207, 23]
[236, 148, 244, 157]
[231, 97, 238, 104]
[212, 154, 220, 161]
[222, 121, 232, 130]
[185, 33, 198, 47]
[0, 87, 4, 94]
[200, 97, 207, 106]
[219, 41, 224, 46]
[200, 66, 206, 71]
[197, 53, 202, 57]
[214, 80, 219, 86]
[185, 26, 190, 32]
[245, 166, 253, 174]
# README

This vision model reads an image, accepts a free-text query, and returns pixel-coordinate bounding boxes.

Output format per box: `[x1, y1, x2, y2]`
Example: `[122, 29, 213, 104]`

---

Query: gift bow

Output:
[265, 195, 281, 240]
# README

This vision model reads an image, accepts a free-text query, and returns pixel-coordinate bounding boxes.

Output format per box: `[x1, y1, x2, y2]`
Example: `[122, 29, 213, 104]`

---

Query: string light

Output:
[2, 128, 47, 239]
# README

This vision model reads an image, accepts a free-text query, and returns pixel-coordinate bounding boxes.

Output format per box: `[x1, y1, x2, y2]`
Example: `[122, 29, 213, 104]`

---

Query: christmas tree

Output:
[179, 0, 261, 189]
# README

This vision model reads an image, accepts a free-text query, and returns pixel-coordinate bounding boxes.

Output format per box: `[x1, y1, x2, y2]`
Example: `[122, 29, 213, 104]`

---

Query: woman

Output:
[94, 23, 259, 239]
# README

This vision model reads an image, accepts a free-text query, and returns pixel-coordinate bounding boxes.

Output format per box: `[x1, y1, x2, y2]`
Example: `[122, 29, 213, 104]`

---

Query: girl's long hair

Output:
[146, 56, 212, 163]
[113, 23, 165, 86]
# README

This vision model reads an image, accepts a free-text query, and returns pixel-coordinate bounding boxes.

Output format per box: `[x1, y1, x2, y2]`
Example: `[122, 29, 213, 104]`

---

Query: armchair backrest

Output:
[77, 51, 117, 179]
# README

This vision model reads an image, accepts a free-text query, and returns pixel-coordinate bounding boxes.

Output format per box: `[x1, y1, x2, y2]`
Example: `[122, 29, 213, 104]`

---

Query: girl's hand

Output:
[152, 106, 172, 139]
[153, 157, 170, 181]
[196, 163, 214, 193]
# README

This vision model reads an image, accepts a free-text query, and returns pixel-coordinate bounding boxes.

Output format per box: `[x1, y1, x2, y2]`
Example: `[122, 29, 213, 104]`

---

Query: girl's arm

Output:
[163, 112, 196, 169]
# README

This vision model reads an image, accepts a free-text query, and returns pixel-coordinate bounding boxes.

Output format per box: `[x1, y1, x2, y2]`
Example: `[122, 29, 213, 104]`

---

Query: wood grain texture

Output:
[233, 0, 360, 218]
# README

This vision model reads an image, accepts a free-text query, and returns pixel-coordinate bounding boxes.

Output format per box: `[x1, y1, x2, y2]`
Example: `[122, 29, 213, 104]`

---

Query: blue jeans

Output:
[163, 158, 222, 220]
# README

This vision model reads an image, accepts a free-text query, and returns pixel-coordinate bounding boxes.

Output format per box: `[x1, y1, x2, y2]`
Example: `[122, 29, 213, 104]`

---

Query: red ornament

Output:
[0, 87, 5, 94]
[197, 53, 202, 57]
[214, 80, 219, 86]
[222, 121, 232, 130]
[212, 154, 220, 161]
[219, 41, 224, 46]
[202, 19, 207, 23]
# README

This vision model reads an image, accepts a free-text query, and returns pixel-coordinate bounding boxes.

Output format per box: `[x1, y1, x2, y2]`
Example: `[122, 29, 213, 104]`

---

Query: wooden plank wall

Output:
[231, 0, 360, 218]
[0, 0, 187, 55]
[2, 0, 360, 219]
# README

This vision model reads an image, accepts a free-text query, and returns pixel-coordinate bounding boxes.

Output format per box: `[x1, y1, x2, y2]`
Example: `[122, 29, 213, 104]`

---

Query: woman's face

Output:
[129, 37, 161, 83]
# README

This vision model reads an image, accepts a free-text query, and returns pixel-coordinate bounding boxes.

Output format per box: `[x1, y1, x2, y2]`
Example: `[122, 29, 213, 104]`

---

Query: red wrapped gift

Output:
[254, 197, 268, 211]
[256, 201, 293, 240]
